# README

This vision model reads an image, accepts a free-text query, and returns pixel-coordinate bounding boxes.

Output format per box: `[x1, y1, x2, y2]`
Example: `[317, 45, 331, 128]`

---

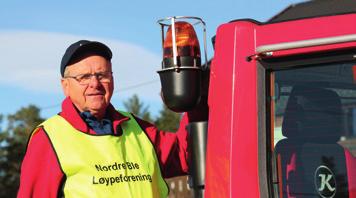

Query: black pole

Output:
[187, 121, 208, 198]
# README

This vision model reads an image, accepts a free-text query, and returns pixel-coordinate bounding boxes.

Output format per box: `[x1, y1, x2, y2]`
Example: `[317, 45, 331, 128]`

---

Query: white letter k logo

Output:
[318, 174, 335, 192]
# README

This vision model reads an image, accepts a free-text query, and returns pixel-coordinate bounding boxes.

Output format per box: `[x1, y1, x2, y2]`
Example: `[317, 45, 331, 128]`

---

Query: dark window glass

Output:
[271, 62, 356, 197]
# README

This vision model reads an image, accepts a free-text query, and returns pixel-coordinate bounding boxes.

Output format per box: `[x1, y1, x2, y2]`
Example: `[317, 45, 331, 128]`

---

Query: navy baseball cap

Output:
[60, 40, 113, 77]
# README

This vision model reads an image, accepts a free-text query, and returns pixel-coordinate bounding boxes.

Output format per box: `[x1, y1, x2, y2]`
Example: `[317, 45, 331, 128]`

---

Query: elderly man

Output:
[18, 40, 190, 197]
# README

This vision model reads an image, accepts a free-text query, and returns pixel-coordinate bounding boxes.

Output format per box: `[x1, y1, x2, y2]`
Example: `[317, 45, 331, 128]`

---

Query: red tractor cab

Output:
[158, 0, 356, 197]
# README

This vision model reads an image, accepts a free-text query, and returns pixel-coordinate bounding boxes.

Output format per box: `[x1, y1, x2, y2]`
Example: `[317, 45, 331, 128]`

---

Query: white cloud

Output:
[0, 30, 163, 102]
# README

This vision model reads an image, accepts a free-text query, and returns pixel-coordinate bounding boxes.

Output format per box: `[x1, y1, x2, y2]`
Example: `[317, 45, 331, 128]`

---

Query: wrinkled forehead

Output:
[65, 53, 112, 73]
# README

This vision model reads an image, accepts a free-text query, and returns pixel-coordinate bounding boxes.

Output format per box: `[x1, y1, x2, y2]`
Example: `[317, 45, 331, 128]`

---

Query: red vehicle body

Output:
[159, 1, 356, 197]
[205, 2, 356, 197]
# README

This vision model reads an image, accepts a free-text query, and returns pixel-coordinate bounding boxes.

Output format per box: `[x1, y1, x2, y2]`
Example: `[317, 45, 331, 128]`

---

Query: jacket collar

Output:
[59, 97, 129, 135]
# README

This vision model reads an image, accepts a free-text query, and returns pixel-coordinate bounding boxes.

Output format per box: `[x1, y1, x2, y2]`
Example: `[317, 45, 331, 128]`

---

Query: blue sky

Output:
[0, 0, 302, 119]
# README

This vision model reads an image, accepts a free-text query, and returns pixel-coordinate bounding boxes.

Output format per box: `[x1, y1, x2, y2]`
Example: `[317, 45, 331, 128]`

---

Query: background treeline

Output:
[0, 94, 181, 197]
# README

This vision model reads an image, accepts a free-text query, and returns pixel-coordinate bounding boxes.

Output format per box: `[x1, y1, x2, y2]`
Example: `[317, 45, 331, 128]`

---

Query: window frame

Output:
[259, 48, 356, 198]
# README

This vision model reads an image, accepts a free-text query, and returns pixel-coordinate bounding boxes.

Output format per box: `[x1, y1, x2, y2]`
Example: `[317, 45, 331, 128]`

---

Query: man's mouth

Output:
[87, 93, 104, 96]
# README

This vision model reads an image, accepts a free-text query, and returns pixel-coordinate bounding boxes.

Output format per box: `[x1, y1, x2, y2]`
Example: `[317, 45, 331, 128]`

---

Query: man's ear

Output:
[61, 78, 70, 97]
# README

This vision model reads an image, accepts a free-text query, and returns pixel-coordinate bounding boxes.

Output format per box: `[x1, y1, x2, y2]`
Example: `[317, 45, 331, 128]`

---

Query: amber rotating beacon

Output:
[157, 16, 208, 112]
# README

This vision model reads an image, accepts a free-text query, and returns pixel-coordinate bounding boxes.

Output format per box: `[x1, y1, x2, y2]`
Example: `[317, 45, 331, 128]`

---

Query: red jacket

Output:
[18, 97, 189, 198]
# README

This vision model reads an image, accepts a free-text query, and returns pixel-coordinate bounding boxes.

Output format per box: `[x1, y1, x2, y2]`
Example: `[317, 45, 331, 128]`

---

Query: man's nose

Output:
[88, 75, 101, 87]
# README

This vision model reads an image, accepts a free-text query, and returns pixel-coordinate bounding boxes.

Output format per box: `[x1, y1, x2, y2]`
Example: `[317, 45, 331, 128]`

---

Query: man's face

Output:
[61, 55, 114, 118]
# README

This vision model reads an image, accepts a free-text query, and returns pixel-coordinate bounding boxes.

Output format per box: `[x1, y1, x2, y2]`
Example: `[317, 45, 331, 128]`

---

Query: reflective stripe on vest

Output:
[40, 112, 168, 198]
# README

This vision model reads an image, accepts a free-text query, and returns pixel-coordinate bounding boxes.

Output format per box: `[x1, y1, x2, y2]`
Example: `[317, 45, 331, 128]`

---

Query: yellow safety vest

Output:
[38, 112, 168, 198]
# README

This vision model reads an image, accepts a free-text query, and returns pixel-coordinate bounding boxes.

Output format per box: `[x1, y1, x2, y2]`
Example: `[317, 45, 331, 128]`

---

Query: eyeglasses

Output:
[64, 71, 113, 85]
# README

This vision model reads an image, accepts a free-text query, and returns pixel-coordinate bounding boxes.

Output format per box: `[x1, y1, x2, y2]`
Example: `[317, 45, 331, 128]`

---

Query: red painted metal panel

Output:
[230, 21, 260, 198]
[257, 14, 356, 47]
[205, 21, 260, 198]
[205, 23, 235, 198]
[205, 13, 356, 198]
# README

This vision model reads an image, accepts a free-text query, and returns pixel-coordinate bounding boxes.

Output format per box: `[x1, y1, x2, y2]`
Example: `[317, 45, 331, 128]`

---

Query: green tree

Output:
[123, 94, 181, 131]
[0, 105, 44, 197]
[123, 94, 153, 123]
[155, 105, 181, 131]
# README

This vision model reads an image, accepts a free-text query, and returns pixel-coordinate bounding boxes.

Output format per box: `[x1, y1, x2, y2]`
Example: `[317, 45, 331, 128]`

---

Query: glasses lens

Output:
[97, 72, 112, 83]
[69, 72, 112, 85]
[78, 74, 92, 85]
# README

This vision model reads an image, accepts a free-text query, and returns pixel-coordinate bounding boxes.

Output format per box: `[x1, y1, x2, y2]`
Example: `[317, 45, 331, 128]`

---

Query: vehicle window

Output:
[271, 62, 356, 198]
